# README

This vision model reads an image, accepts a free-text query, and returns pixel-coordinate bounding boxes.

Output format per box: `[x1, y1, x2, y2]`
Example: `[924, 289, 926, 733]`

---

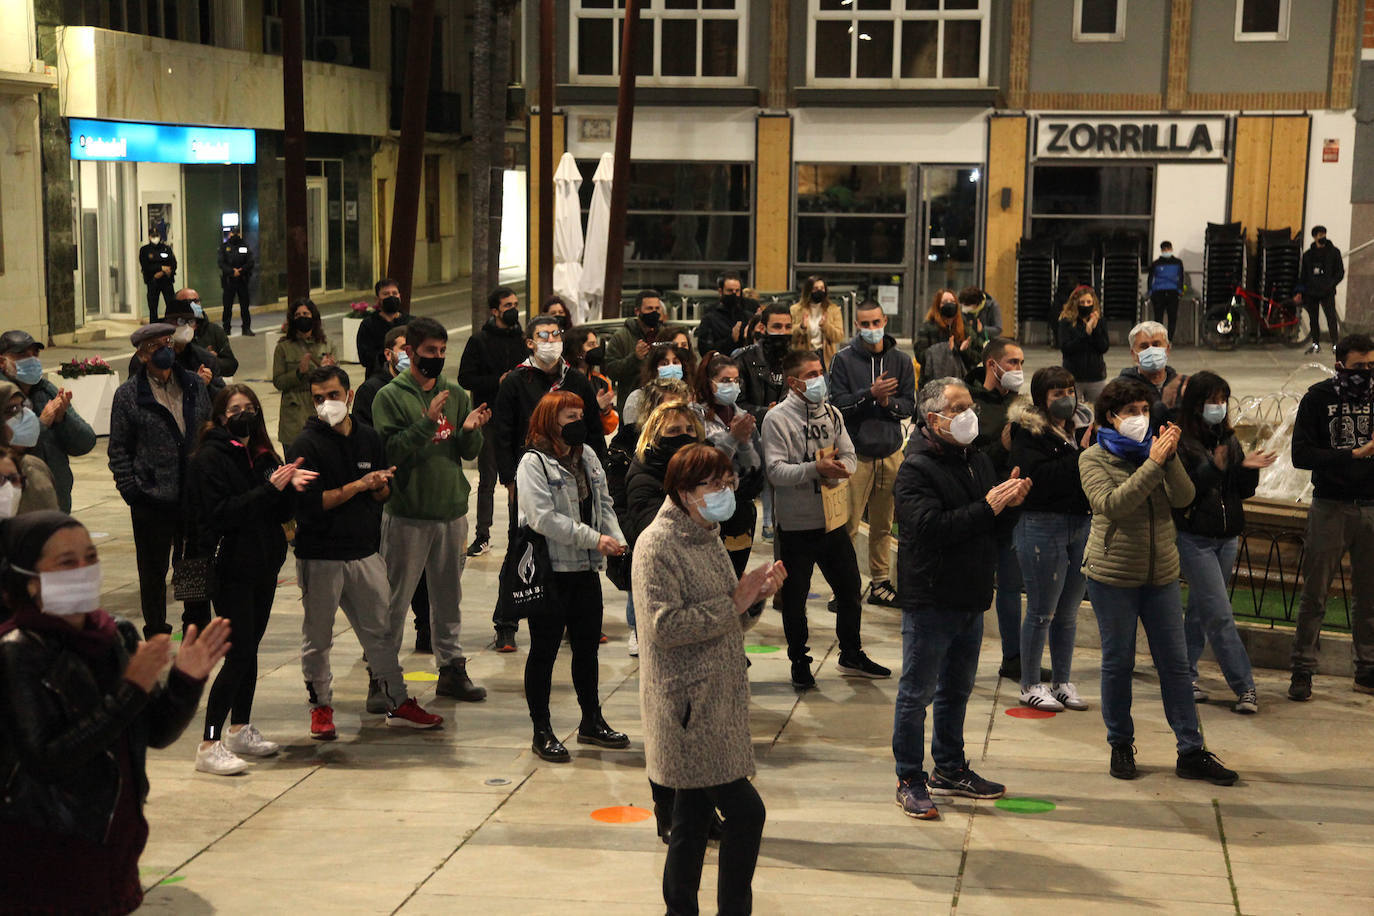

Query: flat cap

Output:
[130, 323, 176, 347]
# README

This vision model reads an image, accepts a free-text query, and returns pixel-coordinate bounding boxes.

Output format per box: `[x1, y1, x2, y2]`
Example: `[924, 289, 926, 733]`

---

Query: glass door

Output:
[916, 164, 983, 321]
[307, 176, 327, 291]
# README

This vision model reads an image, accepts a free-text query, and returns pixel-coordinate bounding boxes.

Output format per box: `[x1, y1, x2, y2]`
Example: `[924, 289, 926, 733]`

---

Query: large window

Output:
[571, 0, 747, 86]
[807, 0, 988, 87]
[796, 164, 909, 266]
[1028, 164, 1153, 249]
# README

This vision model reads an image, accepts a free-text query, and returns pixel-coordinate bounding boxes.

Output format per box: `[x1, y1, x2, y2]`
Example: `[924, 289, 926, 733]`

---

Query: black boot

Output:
[532, 720, 570, 763]
[436, 659, 487, 701]
[365, 672, 387, 715]
[414, 624, 432, 654]
[576, 711, 630, 749]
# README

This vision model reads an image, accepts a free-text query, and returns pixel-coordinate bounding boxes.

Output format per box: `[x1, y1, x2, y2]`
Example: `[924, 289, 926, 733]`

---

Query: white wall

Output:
[500, 169, 527, 272]
[1304, 110, 1356, 317]
[0, 0, 37, 72]
[566, 107, 758, 161]
[0, 95, 48, 339]
[792, 107, 989, 163]
[1152, 161, 1229, 285]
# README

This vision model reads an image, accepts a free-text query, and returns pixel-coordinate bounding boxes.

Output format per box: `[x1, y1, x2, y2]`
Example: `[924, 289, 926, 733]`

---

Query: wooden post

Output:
[602, 0, 640, 318]
[281, 0, 309, 303]
[386, 0, 437, 310]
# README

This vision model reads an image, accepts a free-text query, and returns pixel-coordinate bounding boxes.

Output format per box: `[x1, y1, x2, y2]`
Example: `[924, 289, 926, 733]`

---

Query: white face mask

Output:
[315, 399, 348, 426]
[940, 409, 979, 445]
[21, 562, 104, 617]
[535, 341, 563, 364]
[1116, 414, 1151, 442]
[994, 362, 1024, 393]
[172, 324, 194, 345]
[0, 482, 19, 520]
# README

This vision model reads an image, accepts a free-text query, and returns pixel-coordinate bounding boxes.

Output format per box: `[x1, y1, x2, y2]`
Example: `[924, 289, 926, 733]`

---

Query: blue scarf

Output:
[1097, 425, 1153, 463]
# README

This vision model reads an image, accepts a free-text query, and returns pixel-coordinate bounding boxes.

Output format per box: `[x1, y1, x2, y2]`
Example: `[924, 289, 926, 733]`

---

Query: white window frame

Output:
[569, 1, 749, 87]
[805, 0, 989, 88]
[1234, 0, 1289, 42]
[1073, 0, 1126, 42]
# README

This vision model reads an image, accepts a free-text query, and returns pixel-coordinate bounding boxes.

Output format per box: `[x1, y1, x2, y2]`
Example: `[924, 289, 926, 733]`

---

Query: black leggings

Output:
[203, 570, 278, 741]
[524, 570, 603, 724]
[663, 777, 766, 916]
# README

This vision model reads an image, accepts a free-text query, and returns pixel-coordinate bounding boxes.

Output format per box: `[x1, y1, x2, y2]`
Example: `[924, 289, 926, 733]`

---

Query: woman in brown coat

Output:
[790, 275, 845, 367]
[633, 443, 785, 916]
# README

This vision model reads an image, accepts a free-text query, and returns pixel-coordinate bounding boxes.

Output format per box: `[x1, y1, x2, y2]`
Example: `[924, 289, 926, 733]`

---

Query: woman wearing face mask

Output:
[566, 325, 618, 435]
[0, 384, 58, 514]
[790, 275, 844, 367]
[626, 402, 706, 548]
[542, 295, 573, 331]
[693, 353, 763, 576]
[1174, 371, 1275, 714]
[272, 298, 337, 445]
[1058, 286, 1110, 406]
[916, 288, 979, 388]
[623, 342, 696, 426]
[0, 511, 231, 914]
[516, 391, 629, 762]
[1080, 378, 1239, 786]
[633, 443, 785, 914]
[183, 385, 317, 775]
[1007, 367, 1093, 713]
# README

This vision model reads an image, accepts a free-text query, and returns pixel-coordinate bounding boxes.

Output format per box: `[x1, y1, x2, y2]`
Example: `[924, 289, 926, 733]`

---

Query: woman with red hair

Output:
[915, 288, 979, 388]
[516, 390, 630, 762]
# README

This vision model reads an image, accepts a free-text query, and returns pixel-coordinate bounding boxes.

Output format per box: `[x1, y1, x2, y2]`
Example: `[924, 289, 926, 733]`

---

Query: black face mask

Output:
[1078, 305, 1095, 316]
[720, 292, 740, 309]
[810, 289, 826, 304]
[416, 355, 446, 380]
[225, 411, 257, 440]
[381, 296, 401, 315]
[1335, 367, 1374, 401]
[560, 419, 588, 448]
[150, 346, 176, 371]
[292, 315, 315, 334]
[762, 333, 790, 359]
[652, 433, 697, 464]
[501, 307, 521, 327]
[640, 311, 662, 329]
[583, 345, 606, 366]
[940, 302, 958, 319]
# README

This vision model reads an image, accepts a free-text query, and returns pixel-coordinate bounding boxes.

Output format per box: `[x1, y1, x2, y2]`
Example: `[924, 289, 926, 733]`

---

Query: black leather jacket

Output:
[0, 619, 203, 844]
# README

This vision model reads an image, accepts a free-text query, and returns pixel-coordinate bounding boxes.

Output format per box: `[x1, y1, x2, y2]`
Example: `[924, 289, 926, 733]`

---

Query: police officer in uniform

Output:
[139, 232, 177, 323]
[217, 228, 256, 337]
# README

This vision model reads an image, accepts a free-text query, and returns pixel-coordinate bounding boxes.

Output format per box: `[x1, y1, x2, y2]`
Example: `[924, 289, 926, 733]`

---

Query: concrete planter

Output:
[59, 373, 120, 437]
[341, 317, 363, 364]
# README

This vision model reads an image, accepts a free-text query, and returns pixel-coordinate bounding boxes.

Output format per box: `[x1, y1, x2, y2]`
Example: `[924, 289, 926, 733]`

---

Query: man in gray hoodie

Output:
[829, 300, 915, 608]
[762, 349, 892, 689]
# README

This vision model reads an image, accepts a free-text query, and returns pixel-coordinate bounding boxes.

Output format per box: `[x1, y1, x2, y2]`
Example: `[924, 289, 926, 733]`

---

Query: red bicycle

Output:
[1201, 285, 1310, 350]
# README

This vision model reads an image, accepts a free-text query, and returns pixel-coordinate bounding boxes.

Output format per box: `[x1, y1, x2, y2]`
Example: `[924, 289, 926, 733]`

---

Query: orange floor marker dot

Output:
[591, 805, 653, 824]
[1005, 707, 1057, 719]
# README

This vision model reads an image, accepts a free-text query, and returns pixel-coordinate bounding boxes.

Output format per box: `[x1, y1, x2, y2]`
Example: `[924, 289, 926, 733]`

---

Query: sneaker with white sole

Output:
[1051, 682, 1089, 711]
[1192, 682, 1209, 703]
[1232, 689, 1259, 715]
[195, 741, 249, 776]
[1019, 684, 1064, 712]
[222, 724, 280, 758]
[627, 628, 639, 657]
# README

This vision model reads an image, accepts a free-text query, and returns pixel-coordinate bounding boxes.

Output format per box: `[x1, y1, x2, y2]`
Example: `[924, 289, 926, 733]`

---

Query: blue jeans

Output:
[1014, 512, 1089, 689]
[1177, 532, 1255, 695]
[626, 590, 636, 630]
[995, 538, 1023, 662]
[892, 608, 983, 782]
[1086, 579, 1203, 753]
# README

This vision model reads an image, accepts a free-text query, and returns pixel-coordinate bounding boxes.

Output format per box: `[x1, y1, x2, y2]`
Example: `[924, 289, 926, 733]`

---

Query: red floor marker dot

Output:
[1005, 707, 1057, 719]
[591, 805, 653, 824]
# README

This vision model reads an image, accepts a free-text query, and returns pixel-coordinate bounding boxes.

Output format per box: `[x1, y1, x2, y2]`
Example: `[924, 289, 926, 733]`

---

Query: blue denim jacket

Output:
[516, 447, 625, 572]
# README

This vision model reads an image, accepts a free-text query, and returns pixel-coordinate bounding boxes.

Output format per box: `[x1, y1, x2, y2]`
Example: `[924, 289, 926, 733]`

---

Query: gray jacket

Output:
[761, 391, 856, 531]
[828, 333, 915, 458]
[516, 447, 624, 573]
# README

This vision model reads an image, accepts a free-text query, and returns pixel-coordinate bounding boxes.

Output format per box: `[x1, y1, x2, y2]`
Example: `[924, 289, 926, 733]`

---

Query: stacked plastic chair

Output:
[1203, 221, 1246, 309]
[1015, 238, 1055, 343]
[1257, 227, 1300, 301]
[1100, 238, 1142, 322]
[1054, 244, 1096, 309]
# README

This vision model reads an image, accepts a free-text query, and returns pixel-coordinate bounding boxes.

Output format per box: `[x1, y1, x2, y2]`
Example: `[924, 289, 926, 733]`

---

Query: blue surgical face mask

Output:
[699, 487, 736, 523]
[859, 326, 885, 345]
[13, 357, 43, 386]
[803, 375, 827, 404]
[657, 363, 684, 381]
[1138, 346, 1168, 372]
[1202, 403, 1227, 426]
[191, 301, 205, 319]
[394, 351, 411, 373]
[713, 381, 740, 406]
[8, 407, 40, 448]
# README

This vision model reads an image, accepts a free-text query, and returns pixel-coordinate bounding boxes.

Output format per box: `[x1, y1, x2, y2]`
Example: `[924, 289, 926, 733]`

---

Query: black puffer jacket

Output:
[1174, 430, 1259, 538]
[0, 619, 202, 843]
[624, 453, 670, 547]
[1007, 402, 1090, 515]
[181, 427, 293, 573]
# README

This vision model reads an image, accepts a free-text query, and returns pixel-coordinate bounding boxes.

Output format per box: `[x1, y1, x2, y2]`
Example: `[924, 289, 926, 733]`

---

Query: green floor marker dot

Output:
[995, 797, 1056, 814]
[172, 632, 182, 642]
[157, 876, 186, 886]
[744, 645, 781, 654]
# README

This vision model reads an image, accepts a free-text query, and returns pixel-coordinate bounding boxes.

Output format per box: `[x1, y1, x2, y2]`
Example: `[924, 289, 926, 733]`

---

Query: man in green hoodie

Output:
[372, 316, 492, 701]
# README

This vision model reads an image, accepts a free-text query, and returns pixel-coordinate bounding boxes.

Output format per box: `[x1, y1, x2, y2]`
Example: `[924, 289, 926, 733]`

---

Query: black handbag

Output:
[172, 540, 221, 603]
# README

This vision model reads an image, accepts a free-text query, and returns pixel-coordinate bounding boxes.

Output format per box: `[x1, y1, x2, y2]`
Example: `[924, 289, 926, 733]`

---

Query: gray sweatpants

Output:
[381, 513, 468, 666]
[299, 554, 408, 710]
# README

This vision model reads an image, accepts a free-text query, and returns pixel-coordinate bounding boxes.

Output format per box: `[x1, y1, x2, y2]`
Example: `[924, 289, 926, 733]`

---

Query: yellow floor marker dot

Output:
[404, 671, 440, 682]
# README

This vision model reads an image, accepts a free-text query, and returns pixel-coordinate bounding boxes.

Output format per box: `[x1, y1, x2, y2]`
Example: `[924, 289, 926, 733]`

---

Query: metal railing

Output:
[1227, 524, 1351, 633]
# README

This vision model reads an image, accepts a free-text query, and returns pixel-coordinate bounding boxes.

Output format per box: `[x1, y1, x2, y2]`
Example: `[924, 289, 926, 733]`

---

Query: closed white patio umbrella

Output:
[552, 153, 585, 323]
[579, 152, 615, 321]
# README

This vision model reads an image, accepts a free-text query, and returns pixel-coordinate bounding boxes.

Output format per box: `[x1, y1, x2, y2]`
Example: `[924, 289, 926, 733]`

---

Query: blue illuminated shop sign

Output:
[69, 118, 256, 165]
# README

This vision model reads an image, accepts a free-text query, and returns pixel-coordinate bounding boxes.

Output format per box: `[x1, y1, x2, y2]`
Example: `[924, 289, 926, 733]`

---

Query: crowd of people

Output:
[1, 271, 1371, 914]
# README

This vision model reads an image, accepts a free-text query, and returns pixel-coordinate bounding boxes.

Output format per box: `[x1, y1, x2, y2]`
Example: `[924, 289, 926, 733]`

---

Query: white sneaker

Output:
[627, 628, 639, 658]
[195, 741, 249, 776]
[1051, 682, 1089, 711]
[1192, 682, 1210, 703]
[222, 724, 280, 758]
[1019, 684, 1065, 712]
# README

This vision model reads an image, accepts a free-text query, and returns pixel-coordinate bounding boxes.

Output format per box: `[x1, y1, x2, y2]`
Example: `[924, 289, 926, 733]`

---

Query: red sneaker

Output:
[310, 705, 337, 741]
[386, 698, 443, 729]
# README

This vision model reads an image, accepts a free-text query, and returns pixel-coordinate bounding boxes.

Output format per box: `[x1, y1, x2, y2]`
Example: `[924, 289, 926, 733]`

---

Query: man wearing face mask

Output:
[286, 366, 442, 737]
[738, 303, 794, 425]
[357, 278, 408, 374]
[127, 298, 223, 394]
[372, 317, 492, 700]
[107, 324, 213, 638]
[828, 301, 915, 608]
[459, 286, 532, 557]
[0, 330, 96, 514]
[1290, 334, 1374, 699]
[891, 378, 1030, 819]
[173, 288, 238, 377]
[762, 349, 890, 688]
[1145, 241, 1185, 340]
[1119, 321, 1178, 428]
[217, 227, 255, 335]
[1296, 225, 1345, 354]
[696, 271, 754, 357]
[489, 316, 606, 650]
[138, 232, 177, 323]
[605, 290, 668, 412]
[355, 326, 409, 428]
